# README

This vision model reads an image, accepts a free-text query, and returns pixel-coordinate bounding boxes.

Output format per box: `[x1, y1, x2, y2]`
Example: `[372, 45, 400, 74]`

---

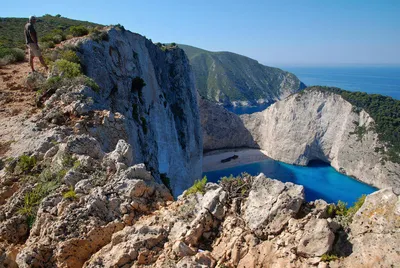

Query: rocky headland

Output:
[0, 25, 399, 268]
[179, 44, 306, 107]
[240, 88, 400, 192]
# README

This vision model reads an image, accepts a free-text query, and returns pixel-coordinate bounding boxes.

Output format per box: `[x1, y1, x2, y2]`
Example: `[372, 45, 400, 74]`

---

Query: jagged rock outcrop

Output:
[331, 188, 400, 268]
[199, 98, 257, 151]
[2, 149, 399, 268]
[241, 89, 400, 192]
[243, 174, 304, 238]
[3, 28, 202, 196]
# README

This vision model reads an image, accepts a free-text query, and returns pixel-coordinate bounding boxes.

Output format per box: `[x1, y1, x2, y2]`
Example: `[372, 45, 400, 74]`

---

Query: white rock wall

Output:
[76, 28, 202, 196]
[241, 89, 400, 192]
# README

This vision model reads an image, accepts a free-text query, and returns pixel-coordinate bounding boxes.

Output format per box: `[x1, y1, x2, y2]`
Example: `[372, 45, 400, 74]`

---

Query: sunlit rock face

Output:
[241, 89, 400, 192]
[75, 28, 202, 196]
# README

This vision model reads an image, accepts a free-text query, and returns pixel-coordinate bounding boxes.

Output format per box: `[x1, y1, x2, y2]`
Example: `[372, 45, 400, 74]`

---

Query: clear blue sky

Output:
[2, 0, 400, 66]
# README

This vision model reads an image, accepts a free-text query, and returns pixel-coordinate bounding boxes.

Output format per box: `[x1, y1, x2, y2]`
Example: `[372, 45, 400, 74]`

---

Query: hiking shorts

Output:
[28, 43, 42, 57]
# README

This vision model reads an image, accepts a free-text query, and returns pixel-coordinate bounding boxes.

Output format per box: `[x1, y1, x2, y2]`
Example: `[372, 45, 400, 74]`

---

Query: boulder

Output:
[243, 174, 304, 238]
[297, 218, 335, 257]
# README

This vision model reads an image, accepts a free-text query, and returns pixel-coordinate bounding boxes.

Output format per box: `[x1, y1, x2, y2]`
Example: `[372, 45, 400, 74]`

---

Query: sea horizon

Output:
[280, 65, 400, 100]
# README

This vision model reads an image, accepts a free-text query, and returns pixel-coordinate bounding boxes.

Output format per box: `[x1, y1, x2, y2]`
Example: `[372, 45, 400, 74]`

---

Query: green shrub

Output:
[347, 194, 366, 220]
[0, 47, 25, 65]
[69, 25, 89, 37]
[42, 75, 62, 91]
[321, 254, 338, 262]
[40, 41, 55, 49]
[160, 173, 172, 192]
[73, 160, 81, 169]
[84, 77, 100, 92]
[89, 28, 109, 42]
[335, 200, 348, 216]
[329, 194, 367, 225]
[42, 29, 66, 44]
[61, 154, 77, 168]
[141, 116, 148, 134]
[131, 76, 146, 92]
[132, 103, 139, 122]
[219, 173, 254, 198]
[15, 155, 37, 174]
[184, 176, 207, 196]
[54, 59, 82, 78]
[59, 49, 80, 64]
[63, 186, 77, 200]
[115, 23, 125, 31]
[18, 178, 60, 226]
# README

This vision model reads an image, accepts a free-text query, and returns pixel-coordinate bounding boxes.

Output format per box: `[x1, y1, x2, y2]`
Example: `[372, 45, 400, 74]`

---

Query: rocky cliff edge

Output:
[241, 88, 400, 192]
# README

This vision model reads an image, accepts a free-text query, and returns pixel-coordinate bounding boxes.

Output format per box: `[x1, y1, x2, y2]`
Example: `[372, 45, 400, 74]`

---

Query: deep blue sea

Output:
[227, 66, 400, 115]
[203, 160, 377, 206]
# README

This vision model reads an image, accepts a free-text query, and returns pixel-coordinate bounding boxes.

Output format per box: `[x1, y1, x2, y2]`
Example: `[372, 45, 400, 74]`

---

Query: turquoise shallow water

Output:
[203, 159, 377, 206]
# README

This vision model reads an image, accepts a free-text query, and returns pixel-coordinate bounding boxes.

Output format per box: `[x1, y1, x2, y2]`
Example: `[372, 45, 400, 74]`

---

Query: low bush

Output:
[61, 153, 78, 168]
[42, 29, 66, 44]
[141, 116, 148, 134]
[89, 28, 109, 42]
[59, 49, 80, 64]
[160, 173, 172, 193]
[220, 173, 254, 199]
[0, 47, 25, 65]
[184, 176, 207, 196]
[53, 59, 82, 78]
[15, 155, 37, 174]
[63, 186, 77, 200]
[40, 75, 100, 96]
[321, 254, 339, 262]
[84, 77, 100, 92]
[329, 194, 367, 225]
[131, 76, 146, 92]
[114, 23, 125, 31]
[69, 25, 89, 37]
[18, 177, 61, 227]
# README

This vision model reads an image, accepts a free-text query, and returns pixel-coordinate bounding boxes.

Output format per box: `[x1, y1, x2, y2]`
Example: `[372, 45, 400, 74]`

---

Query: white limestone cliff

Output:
[241, 89, 400, 192]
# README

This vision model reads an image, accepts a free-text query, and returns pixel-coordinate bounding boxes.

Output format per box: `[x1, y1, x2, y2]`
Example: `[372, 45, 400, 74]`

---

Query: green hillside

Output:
[0, 15, 102, 49]
[180, 44, 306, 104]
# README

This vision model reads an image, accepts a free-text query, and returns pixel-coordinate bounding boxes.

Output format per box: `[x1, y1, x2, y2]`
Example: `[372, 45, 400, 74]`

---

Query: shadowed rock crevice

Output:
[199, 98, 258, 152]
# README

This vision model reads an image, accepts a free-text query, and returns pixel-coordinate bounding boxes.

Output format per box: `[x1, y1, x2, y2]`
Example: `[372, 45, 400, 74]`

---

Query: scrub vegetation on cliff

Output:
[308, 86, 400, 163]
[0, 15, 102, 49]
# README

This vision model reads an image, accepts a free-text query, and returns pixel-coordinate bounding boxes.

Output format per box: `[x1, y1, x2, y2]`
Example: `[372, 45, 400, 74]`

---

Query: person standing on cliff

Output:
[24, 16, 48, 72]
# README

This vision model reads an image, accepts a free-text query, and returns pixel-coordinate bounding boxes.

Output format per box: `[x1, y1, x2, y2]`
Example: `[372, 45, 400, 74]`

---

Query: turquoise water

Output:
[203, 160, 377, 206]
[227, 66, 400, 115]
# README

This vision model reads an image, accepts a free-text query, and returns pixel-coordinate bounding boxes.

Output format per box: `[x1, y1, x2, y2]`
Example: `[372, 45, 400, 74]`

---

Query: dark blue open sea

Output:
[227, 66, 400, 115]
[285, 65, 400, 100]
[212, 66, 399, 204]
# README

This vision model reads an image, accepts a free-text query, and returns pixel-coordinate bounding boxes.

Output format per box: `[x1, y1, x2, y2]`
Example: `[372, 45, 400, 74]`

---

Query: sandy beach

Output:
[203, 148, 271, 172]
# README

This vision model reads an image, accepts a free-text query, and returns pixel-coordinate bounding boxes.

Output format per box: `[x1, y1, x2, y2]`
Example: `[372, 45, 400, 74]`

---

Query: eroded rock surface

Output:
[199, 98, 257, 151]
[241, 89, 400, 192]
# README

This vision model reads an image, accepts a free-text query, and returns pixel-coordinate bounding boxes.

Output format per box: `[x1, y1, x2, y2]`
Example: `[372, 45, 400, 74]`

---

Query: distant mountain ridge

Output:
[180, 44, 306, 106]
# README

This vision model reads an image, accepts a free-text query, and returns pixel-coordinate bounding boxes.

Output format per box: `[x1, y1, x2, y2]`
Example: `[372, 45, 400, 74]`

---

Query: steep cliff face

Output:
[65, 28, 203, 195]
[180, 44, 306, 106]
[199, 98, 257, 151]
[241, 89, 400, 192]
